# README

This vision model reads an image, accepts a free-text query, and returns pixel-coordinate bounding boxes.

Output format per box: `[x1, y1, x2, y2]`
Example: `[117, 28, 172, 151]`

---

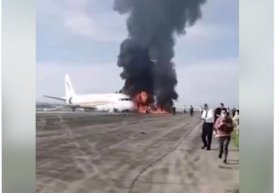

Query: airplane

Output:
[44, 74, 135, 113]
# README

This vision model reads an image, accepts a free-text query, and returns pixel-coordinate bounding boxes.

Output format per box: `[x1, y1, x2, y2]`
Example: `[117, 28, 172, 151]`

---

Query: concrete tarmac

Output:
[36, 112, 239, 193]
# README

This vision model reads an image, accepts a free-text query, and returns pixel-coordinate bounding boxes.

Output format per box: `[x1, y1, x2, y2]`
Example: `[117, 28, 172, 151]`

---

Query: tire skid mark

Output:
[128, 121, 202, 193]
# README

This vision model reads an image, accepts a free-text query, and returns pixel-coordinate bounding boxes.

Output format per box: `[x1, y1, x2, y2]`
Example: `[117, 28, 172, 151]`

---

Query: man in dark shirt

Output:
[231, 107, 237, 117]
[214, 103, 224, 123]
[172, 107, 176, 115]
[189, 105, 194, 117]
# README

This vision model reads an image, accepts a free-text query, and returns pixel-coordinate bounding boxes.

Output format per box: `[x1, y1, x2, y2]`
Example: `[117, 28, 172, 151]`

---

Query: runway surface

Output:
[36, 112, 239, 193]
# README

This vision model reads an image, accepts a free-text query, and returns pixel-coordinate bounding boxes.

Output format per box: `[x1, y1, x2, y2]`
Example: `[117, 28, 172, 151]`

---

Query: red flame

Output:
[133, 91, 168, 114]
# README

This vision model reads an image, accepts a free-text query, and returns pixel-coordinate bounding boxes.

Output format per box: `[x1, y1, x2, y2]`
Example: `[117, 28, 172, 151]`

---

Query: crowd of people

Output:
[173, 103, 239, 164]
[183, 105, 194, 117]
[200, 103, 239, 164]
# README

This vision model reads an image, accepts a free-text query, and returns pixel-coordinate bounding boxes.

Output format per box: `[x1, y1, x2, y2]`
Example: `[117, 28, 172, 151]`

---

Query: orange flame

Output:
[134, 91, 168, 114]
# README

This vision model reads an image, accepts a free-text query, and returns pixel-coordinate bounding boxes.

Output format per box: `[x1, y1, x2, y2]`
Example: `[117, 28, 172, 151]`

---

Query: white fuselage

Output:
[45, 74, 135, 112]
[69, 93, 135, 112]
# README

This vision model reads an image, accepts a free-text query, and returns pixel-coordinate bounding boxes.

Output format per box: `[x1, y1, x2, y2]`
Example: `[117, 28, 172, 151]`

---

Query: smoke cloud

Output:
[114, 0, 206, 109]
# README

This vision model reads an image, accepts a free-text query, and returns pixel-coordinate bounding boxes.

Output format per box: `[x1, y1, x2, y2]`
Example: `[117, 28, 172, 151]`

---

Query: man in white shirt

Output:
[201, 103, 214, 150]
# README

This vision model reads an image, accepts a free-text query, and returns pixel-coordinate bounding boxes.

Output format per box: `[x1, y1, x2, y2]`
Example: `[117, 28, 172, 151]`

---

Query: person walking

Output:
[213, 103, 225, 137]
[214, 103, 224, 123]
[214, 108, 234, 163]
[201, 104, 214, 150]
[231, 107, 237, 117]
[227, 107, 231, 114]
[172, 106, 176, 115]
[190, 105, 194, 117]
[232, 109, 239, 135]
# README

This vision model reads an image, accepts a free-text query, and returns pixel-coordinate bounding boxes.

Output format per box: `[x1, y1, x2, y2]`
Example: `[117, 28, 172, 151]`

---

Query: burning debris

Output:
[134, 91, 167, 113]
[114, 0, 206, 113]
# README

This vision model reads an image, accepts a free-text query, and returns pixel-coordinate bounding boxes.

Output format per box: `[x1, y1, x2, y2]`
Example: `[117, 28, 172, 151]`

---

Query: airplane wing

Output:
[43, 95, 66, 101]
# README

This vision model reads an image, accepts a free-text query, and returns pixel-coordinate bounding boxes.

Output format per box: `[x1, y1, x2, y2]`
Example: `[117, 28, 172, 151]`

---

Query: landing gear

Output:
[72, 107, 76, 112]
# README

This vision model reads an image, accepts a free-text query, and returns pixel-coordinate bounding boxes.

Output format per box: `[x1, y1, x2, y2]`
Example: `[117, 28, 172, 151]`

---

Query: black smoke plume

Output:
[115, 0, 206, 109]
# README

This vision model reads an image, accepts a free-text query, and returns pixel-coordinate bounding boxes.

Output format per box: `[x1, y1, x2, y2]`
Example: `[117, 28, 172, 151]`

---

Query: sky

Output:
[36, 0, 239, 109]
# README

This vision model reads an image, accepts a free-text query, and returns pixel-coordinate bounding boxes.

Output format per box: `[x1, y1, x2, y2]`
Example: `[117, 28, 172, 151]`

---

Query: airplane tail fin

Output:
[65, 74, 76, 101]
